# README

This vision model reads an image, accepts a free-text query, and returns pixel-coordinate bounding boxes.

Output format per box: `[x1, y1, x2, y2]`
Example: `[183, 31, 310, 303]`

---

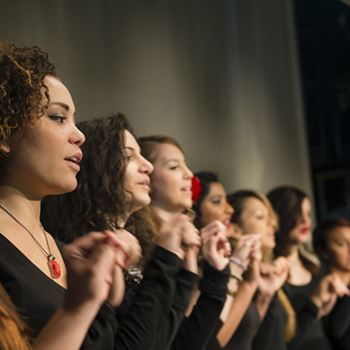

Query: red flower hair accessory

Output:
[191, 176, 202, 202]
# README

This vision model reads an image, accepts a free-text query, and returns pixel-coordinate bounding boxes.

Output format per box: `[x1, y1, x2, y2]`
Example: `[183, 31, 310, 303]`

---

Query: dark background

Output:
[295, 0, 350, 221]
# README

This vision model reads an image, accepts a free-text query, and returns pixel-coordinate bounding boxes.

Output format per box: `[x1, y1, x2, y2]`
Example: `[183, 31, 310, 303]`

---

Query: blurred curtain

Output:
[0, 0, 313, 198]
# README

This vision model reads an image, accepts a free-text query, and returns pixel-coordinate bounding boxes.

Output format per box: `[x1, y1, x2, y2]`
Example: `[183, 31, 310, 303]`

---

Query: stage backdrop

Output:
[0, 0, 313, 205]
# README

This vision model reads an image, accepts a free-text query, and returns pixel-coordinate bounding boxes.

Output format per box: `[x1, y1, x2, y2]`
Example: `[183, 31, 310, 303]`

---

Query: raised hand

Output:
[201, 221, 231, 271]
[157, 214, 201, 261]
[258, 257, 290, 296]
[103, 229, 142, 307]
[63, 231, 130, 310]
[110, 228, 142, 269]
[310, 273, 350, 319]
[231, 234, 261, 268]
[180, 216, 201, 273]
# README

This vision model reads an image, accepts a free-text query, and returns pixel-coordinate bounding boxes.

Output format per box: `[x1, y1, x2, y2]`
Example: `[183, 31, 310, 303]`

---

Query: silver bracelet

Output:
[229, 257, 248, 271]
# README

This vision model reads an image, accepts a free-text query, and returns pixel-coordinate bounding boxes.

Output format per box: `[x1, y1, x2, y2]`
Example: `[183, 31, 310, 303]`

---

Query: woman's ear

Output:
[0, 143, 10, 154]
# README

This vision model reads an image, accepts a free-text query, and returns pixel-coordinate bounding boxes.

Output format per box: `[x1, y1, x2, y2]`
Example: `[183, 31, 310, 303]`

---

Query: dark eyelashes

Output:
[49, 115, 66, 123]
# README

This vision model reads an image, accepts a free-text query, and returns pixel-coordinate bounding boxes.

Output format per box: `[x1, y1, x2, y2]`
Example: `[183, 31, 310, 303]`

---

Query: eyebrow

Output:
[49, 102, 69, 111]
[124, 147, 135, 151]
[165, 158, 181, 164]
[49, 102, 76, 116]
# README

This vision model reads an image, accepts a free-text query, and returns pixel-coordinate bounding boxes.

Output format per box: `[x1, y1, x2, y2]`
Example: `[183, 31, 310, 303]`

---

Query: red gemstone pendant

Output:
[48, 256, 61, 278]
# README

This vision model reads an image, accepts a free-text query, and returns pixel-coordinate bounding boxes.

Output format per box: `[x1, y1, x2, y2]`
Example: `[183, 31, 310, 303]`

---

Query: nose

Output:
[69, 124, 85, 146]
[268, 216, 276, 230]
[301, 213, 311, 226]
[183, 165, 193, 179]
[225, 202, 234, 215]
[140, 155, 153, 174]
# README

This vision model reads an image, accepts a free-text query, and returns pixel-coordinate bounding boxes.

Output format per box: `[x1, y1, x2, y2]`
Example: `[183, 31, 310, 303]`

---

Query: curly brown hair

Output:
[41, 114, 132, 241]
[41, 114, 155, 271]
[0, 42, 57, 180]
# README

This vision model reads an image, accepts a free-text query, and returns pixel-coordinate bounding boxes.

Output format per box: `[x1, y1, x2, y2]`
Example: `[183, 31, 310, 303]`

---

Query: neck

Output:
[0, 185, 42, 230]
[151, 204, 183, 222]
[330, 265, 350, 286]
[287, 244, 301, 264]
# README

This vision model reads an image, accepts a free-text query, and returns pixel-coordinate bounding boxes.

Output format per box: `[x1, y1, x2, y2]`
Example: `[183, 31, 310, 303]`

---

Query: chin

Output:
[298, 236, 309, 244]
[267, 241, 276, 250]
[134, 195, 151, 211]
[50, 180, 78, 196]
[181, 199, 193, 210]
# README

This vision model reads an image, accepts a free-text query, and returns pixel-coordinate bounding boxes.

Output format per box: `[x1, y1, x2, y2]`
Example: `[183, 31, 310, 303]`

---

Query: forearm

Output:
[217, 280, 258, 347]
[114, 245, 183, 350]
[171, 262, 229, 350]
[33, 302, 101, 350]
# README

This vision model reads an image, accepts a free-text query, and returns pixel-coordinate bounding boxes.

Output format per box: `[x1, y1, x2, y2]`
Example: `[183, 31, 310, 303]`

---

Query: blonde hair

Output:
[138, 135, 183, 165]
[227, 189, 296, 341]
[0, 284, 31, 350]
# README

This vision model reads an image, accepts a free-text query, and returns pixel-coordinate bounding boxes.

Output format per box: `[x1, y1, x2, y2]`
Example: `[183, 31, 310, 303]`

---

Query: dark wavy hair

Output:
[267, 186, 307, 257]
[313, 218, 350, 260]
[41, 114, 133, 241]
[267, 185, 319, 274]
[41, 114, 154, 271]
[191, 171, 219, 229]
[0, 42, 57, 180]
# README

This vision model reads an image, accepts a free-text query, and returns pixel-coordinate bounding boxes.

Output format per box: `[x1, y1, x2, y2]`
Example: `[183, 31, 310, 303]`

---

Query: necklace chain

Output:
[0, 204, 54, 259]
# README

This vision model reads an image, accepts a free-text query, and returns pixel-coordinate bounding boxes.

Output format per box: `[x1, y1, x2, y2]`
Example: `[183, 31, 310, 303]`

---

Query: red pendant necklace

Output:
[0, 204, 61, 278]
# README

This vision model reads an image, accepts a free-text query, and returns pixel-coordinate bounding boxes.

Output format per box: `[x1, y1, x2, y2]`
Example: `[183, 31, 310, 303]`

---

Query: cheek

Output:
[208, 207, 223, 221]
[199, 205, 217, 226]
[330, 247, 347, 261]
[245, 220, 261, 234]
[151, 172, 173, 192]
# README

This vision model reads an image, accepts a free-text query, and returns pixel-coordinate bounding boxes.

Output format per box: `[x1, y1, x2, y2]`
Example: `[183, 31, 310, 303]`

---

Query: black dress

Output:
[284, 275, 332, 350]
[323, 294, 350, 350]
[252, 292, 288, 350]
[0, 234, 196, 350]
[118, 260, 230, 350]
[206, 302, 260, 350]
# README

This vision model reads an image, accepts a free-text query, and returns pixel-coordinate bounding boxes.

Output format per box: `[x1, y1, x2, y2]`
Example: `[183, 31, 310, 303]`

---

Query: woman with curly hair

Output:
[0, 42, 144, 350]
[41, 114, 202, 350]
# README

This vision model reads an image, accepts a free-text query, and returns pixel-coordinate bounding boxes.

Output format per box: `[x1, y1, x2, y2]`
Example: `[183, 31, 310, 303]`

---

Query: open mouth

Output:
[181, 186, 192, 193]
[223, 218, 232, 228]
[64, 153, 82, 171]
[138, 179, 150, 189]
